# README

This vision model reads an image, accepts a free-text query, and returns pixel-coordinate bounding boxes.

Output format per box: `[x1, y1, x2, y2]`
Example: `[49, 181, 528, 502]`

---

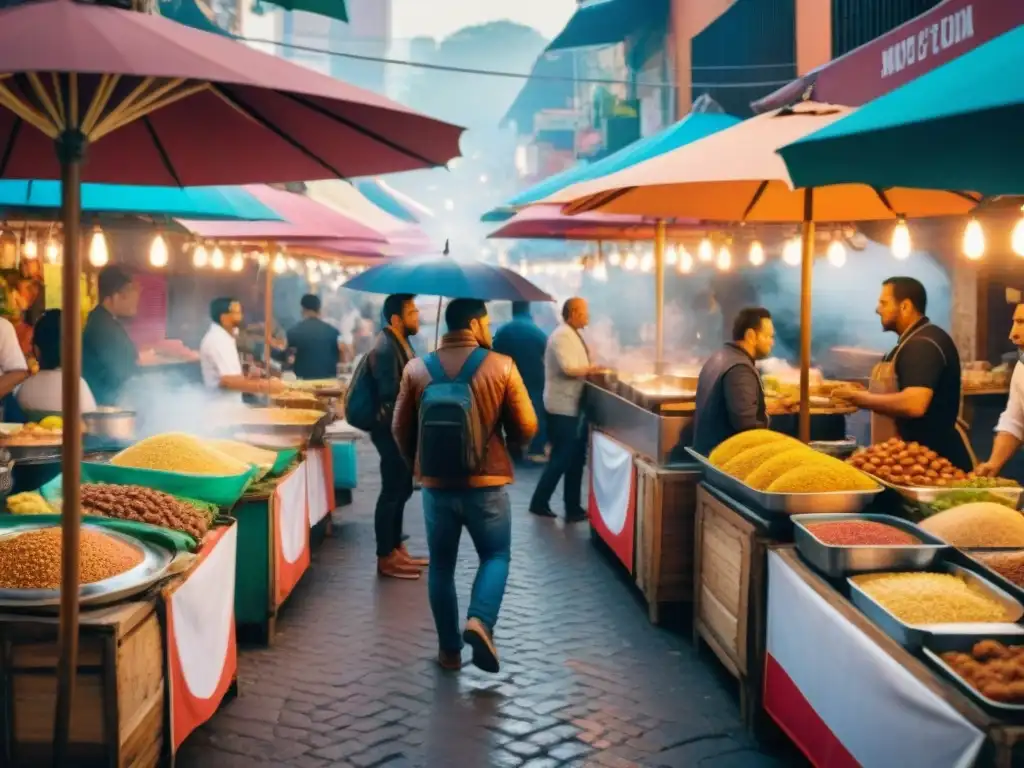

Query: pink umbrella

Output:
[292, 235, 431, 258]
[177, 185, 388, 242]
[488, 204, 702, 241]
[0, 0, 462, 754]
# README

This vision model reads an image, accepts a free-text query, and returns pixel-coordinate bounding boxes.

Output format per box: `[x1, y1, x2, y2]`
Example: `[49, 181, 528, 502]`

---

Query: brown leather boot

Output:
[377, 551, 420, 580]
[398, 543, 429, 567]
[463, 617, 499, 673]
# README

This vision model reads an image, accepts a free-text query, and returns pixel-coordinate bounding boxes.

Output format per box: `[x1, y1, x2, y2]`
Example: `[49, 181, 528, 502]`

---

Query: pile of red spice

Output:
[805, 520, 920, 546]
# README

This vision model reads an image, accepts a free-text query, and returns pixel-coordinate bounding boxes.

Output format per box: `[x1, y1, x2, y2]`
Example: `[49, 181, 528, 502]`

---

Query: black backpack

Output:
[344, 353, 378, 432]
[418, 347, 492, 479]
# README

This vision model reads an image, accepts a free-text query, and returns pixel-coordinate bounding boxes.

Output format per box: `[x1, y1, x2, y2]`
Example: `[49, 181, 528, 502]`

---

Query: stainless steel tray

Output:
[878, 478, 1023, 507]
[792, 513, 947, 577]
[0, 521, 174, 610]
[685, 447, 883, 515]
[923, 633, 1024, 718]
[4, 442, 62, 462]
[848, 561, 1024, 650]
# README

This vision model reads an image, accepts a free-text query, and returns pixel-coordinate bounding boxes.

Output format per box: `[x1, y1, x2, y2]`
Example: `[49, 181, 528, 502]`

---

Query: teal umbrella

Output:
[0, 181, 281, 221]
[253, 0, 347, 22]
[505, 112, 740, 207]
[778, 25, 1024, 196]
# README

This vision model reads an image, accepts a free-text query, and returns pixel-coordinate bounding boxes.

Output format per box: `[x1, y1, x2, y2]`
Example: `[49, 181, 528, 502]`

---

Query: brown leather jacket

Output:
[393, 330, 537, 489]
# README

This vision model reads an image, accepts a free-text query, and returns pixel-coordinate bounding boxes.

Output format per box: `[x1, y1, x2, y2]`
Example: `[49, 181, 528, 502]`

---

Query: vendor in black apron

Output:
[833, 277, 974, 471]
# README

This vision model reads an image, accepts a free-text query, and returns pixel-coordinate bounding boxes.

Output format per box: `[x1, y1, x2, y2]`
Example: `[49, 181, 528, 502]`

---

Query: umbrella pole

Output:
[265, 243, 275, 382]
[54, 130, 86, 766]
[798, 188, 815, 443]
[434, 296, 442, 350]
[654, 220, 666, 375]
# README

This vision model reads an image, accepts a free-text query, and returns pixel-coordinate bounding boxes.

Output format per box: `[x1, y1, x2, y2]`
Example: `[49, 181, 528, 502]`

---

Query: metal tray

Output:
[3, 442, 62, 462]
[878, 478, 1023, 507]
[848, 561, 1024, 650]
[792, 513, 948, 578]
[923, 633, 1024, 718]
[685, 447, 883, 515]
[0, 522, 174, 610]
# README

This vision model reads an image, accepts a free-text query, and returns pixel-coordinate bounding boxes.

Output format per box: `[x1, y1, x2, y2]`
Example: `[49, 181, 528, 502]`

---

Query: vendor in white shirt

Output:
[199, 297, 285, 403]
[16, 309, 97, 416]
[978, 304, 1024, 477]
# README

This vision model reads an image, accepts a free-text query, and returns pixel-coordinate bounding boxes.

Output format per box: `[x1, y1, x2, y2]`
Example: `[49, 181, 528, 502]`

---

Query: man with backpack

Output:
[344, 293, 426, 580]
[393, 299, 536, 673]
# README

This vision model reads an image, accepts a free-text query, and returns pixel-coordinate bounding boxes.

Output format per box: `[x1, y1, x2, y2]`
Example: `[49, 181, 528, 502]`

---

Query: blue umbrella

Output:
[343, 246, 551, 302]
[504, 112, 740, 208]
[0, 181, 281, 221]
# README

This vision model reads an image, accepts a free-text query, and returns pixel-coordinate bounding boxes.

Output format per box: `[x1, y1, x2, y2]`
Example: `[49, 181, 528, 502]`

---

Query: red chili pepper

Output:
[806, 520, 919, 546]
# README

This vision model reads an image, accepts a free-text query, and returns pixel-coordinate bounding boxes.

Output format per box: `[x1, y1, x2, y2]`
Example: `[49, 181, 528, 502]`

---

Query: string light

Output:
[623, 251, 638, 271]
[716, 245, 731, 272]
[272, 252, 286, 274]
[679, 250, 693, 274]
[827, 236, 847, 268]
[148, 233, 169, 268]
[257, 251, 269, 268]
[593, 261, 608, 282]
[286, 257, 298, 271]
[210, 246, 225, 270]
[88, 226, 109, 268]
[22, 234, 37, 260]
[45, 238, 60, 264]
[782, 237, 802, 266]
[1013, 207, 1024, 258]
[639, 251, 654, 273]
[608, 247, 622, 267]
[665, 244, 678, 266]
[748, 240, 765, 266]
[962, 217, 985, 261]
[230, 250, 245, 272]
[891, 217, 912, 260]
[698, 238, 713, 263]
[192, 243, 208, 268]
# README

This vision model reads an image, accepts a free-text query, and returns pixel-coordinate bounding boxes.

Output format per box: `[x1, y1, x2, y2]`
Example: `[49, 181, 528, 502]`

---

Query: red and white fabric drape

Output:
[587, 431, 636, 572]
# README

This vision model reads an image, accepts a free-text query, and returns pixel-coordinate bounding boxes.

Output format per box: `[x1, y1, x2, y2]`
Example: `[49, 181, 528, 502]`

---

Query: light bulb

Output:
[286, 257, 298, 271]
[45, 239, 60, 264]
[827, 238, 847, 267]
[148, 234, 169, 268]
[608, 248, 621, 267]
[891, 218, 912, 260]
[22, 236, 37, 260]
[309, 267, 321, 284]
[665, 245, 678, 266]
[192, 244, 208, 268]
[305, 259, 318, 273]
[679, 250, 693, 274]
[782, 237, 802, 266]
[698, 238, 713, 263]
[210, 246, 225, 270]
[272, 253, 286, 274]
[88, 228, 109, 268]
[230, 250, 244, 272]
[257, 252, 269, 268]
[962, 218, 985, 260]
[748, 240, 765, 266]
[1013, 209, 1024, 258]
[623, 251, 638, 271]
[716, 245, 731, 272]
[593, 262, 608, 282]
[640, 252, 654, 272]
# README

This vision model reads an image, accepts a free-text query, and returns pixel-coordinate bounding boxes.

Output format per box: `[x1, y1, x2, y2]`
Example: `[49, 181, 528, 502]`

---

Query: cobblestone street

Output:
[178, 448, 787, 768]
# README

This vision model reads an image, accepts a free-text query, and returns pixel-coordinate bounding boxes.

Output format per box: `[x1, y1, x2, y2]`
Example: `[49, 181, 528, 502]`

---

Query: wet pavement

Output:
[178, 445, 787, 768]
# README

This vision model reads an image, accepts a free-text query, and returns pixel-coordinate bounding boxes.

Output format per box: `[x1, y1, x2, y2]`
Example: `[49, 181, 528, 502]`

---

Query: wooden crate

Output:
[0, 600, 164, 767]
[693, 485, 774, 733]
[633, 459, 701, 624]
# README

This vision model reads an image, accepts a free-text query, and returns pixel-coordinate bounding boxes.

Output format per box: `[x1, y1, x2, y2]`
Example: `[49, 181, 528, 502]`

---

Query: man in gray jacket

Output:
[692, 307, 775, 456]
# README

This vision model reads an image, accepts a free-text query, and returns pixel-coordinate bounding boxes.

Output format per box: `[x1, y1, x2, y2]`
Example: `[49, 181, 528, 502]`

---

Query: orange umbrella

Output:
[543, 102, 980, 441]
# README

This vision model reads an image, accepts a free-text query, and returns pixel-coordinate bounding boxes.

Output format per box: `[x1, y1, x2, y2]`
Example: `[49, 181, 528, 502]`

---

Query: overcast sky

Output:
[390, 0, 577, 41]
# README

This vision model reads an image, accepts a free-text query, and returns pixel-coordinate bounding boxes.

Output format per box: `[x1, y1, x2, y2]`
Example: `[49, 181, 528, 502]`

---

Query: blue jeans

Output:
[423, 487, 512, 653]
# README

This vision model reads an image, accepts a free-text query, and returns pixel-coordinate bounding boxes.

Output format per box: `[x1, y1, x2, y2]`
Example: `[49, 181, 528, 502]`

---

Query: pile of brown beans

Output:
[847, 438, 968, 487]
[0, 527, 142, 590]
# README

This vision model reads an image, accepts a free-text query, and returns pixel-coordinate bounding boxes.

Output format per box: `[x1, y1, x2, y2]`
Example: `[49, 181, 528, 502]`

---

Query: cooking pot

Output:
[82, 409, 136, 441]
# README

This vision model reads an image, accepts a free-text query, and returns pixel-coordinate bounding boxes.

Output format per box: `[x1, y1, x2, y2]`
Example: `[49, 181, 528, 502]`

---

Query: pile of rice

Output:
[112, 433, 250, 476]
[767, 455, 878, 493]
[745, 447, 818, 489]
[853, 571, 1011, 625]
[708, 430, 793, 468]
[204, 439, 277, 469]
[920, 503, 1024, 548]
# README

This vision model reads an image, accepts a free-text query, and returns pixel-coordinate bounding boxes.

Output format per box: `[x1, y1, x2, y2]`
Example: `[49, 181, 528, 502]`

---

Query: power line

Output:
[239, 36, 796, 89]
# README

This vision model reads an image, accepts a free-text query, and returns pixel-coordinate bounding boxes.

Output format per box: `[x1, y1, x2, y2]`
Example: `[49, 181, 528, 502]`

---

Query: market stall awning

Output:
[547, 0, 668, 52]
[158, 0, 231, 37]
[253, 0, 347, 22]
[0, 180, 279, 220]
[304, 179, 429, 241]
[778, 25, 1024, 196]
[752, 0, 1024, 112]
[354, 179, 422, 224]
[506, 112, 740, 208]
[177, 185, 386, 241]
[488, 204, 701, 242]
